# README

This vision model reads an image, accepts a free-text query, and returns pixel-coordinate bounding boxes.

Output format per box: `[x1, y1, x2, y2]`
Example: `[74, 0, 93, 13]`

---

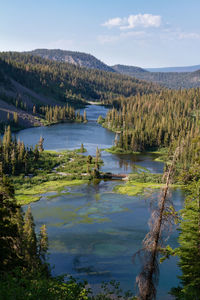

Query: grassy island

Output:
[105, 146, 140, 155]
[114, 172, 183, 196]
[13, 149, 103, 205]
[0, 126, 103, 205]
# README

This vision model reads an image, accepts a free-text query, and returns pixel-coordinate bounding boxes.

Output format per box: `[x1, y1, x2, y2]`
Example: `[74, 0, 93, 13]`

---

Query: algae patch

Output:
[113, 180, 183, 196]
[113, 181, 165, 196]
[16, 179, 87, 205]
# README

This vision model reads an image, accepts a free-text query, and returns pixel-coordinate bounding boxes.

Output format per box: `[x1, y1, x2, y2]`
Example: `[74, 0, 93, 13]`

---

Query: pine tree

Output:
[172, 181, 200, 299]
[38, 224, 48, 263]
[95, 146, 101, 169]
[23, 206, 38, 268]
[0, 178, 22, 271]
[80, 143, 84, 153]
[38, 136, 44, 152]
[34, 144, 39, 161]
[13, 112, 18, 124]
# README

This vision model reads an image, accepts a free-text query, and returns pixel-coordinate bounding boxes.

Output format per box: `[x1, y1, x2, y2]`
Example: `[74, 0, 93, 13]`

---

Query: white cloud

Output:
[102, 14, 161, 30]
[102, 17, 124, 28]
[99, 16, 200, 46]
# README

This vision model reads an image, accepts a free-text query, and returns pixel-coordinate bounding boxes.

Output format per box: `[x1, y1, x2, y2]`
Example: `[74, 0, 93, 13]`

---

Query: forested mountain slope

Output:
[112, 64, 200, 89]
[0, 52, 158, 101]
[26, 49, 200, 89]
[0, 52, 159, 130]
[112, 64, 148, 76]
[27, 49, 115, 73]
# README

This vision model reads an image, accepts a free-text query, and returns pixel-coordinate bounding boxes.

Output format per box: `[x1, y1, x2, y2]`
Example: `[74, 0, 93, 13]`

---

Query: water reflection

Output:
[19, 105, 182, 299]
[26, 182, 184, 299]
[16, 105, 164, 175]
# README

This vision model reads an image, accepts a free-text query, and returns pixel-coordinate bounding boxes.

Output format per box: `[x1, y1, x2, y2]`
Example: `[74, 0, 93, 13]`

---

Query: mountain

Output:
[26, 49, 200, 89]
[146, 65, 200, 73]
[112, 64, 148, 75]
[26, 49, 115, 73]
[112, 63, 200, 89]
[0, 52, 159, 131]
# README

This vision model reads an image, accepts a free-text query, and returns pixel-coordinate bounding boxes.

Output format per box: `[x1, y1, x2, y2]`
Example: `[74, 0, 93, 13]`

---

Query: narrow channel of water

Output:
[17, 105, 184, 299]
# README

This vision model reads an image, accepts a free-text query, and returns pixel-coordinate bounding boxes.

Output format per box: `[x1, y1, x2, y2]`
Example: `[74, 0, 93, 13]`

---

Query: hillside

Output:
[112, 64, 200, 89]
[112, 64, 148, 76]
[27, 49, 115, 73]
[0, 68, 58, 131]
[27, 49, 200, 89]
[0, 52, 158, 100]
[0, 52, 159, 131]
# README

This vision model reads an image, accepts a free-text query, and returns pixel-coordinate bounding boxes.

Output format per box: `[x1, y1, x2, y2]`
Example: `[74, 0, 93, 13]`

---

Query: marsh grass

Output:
[15, 179, 88, 205]
[114, 172, 182, 196]
[105, 146, 140, 155]
[12, 149, 100, 205]
[113, 181, 165, 196]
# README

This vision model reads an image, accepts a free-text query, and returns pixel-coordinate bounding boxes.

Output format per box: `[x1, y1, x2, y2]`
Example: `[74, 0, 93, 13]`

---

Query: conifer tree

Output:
[33, 105, 36, 114]
[38, 224, 48, 263]
[80, 143, 84, 153]
[23, 206, 38, 268]
[38, 136, 44, 152]
[0, 178, 22, 271]
[13, 112, 18, 124]
[171, 181, 200, 299]
[95, 146, 100, 170]
[34, 144, 39, 161]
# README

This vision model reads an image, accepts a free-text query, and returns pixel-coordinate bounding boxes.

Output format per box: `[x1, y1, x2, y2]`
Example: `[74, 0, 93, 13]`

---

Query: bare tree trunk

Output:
[135, 147, 180, 300]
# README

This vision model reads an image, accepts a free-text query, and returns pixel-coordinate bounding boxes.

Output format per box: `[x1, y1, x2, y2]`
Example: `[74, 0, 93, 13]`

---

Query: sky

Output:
[1, 0, 200, 68]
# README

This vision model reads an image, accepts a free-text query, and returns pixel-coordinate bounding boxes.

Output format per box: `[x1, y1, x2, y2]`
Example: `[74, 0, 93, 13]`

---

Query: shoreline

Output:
[104, 145, 167, 161]
[13, 149, 102, 205]
[10, 119, 177, 206]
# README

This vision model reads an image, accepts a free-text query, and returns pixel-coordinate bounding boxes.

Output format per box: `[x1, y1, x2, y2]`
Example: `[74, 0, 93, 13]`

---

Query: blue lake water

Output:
[17, 105, 184, 299]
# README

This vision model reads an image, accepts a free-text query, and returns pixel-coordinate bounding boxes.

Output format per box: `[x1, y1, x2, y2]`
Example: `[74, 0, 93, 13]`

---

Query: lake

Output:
[17, 105, 184, 299]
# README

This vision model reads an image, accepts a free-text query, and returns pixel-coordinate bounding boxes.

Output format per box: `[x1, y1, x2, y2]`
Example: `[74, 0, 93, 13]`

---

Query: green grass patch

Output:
[128, 172, 163, 183]
[15, 179, 87, 205]
[113, 181, 165, 196]
[114, 179, 183, 197]
[105, 146, 140, 155]
[11, 148, 102, 205]
[148, 147, 169, 162]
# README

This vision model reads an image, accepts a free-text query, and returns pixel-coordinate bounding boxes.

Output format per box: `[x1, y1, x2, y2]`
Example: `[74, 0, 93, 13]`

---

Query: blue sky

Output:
[1, 0, 200, 67]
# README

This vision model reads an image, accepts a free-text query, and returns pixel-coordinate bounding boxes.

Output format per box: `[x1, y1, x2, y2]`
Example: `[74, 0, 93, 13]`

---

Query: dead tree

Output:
[134, 147, 180, 300]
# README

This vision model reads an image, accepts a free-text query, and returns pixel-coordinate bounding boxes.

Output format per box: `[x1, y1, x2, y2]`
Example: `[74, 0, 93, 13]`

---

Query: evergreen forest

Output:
[0, 50, 200, 299]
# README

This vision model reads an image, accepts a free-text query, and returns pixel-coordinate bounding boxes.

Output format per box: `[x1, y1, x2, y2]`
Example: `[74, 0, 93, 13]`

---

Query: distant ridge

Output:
[146, 65, 200, 73]
[112, 64, 148, 75]
[111, 63, 200, 89]
[22, 48, 200, 89]
[26, 49, 115, 73]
